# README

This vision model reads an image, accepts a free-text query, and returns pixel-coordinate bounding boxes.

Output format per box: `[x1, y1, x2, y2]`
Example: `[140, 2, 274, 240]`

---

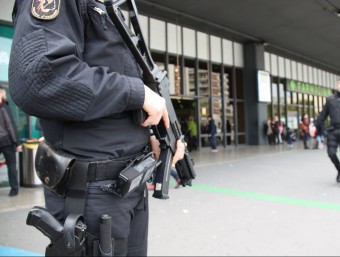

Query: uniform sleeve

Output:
[316, 98, 329, 127]
[9, 0, 144, 121]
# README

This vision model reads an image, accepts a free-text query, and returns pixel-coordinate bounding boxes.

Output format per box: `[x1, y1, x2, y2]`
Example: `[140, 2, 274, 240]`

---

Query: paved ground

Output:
[1, 144, 340, 256]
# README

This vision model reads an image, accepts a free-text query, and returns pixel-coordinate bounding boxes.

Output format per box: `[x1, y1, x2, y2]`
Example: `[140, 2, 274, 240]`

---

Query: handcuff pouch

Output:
[35, 140, 76, 197]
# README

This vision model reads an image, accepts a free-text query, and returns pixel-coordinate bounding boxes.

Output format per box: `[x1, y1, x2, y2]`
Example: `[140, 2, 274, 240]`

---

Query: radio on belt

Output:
[112, 154, 159, 197]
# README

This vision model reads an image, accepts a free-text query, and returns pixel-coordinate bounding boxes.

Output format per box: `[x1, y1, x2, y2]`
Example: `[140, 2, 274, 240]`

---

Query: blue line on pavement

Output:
[0, 245, 43, 256]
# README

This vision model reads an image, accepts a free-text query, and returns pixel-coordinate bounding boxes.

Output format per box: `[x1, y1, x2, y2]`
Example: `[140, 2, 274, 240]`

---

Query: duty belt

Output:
[87, 159, 128, 182]
[65, 152, 144, 217]
[86, 148, 148, 182]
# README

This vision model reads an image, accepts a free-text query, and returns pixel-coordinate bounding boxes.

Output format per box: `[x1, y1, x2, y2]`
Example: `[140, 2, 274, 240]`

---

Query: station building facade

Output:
[0, 2, 339, 149]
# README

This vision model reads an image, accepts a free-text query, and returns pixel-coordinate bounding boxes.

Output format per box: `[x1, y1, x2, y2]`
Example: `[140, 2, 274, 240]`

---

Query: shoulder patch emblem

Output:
[31, 0, 61, 20]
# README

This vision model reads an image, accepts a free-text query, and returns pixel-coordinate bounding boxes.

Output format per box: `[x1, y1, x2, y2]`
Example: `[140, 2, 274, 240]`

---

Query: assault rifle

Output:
[104, 0, 196, 199]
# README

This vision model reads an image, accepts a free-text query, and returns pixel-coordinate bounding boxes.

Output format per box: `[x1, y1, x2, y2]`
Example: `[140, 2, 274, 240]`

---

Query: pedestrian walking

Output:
[316, 79, 340, 183]
[208, 115, 218, 152]
[299, 113, 310, 149]
[0, 89, 21, 197]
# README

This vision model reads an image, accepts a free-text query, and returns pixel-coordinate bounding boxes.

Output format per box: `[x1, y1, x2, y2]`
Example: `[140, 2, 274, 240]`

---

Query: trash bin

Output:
[21, 139, 42, 187]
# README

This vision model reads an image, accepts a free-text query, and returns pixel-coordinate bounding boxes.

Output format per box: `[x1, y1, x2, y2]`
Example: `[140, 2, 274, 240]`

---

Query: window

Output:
[211, 64, 222, 132]
[272, 81, 279, 118]
[236, 68, 244, 99]
[183, 58, 196, 96]
[168, 54, 181, 95]
[224, 67, 234, 145]
[198, 62, 209, 96]
[279, 82, 286, 123]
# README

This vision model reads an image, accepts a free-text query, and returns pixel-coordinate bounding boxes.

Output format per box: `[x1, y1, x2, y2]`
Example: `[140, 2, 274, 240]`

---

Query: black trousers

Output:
[0, 145, 19, 192]
[327, 129, 340, 173]
[44, 180, 149, 257]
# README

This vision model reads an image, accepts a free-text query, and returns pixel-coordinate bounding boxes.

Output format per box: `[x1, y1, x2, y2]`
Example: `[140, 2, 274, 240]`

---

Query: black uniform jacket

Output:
[9, 0, 149, 160]
[316, 92, 340, 129]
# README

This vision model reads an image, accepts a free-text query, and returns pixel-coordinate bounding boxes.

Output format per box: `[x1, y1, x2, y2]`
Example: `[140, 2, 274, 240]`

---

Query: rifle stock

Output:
[104, 0, 196, 199]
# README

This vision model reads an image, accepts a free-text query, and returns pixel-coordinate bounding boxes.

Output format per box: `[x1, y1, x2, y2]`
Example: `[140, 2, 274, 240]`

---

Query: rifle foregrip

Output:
[26, 206, 63, 242]
[176, 153, 196, 184]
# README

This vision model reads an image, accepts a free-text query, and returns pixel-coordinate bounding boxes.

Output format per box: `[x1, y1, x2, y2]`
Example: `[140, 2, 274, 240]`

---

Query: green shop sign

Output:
[287, 80, 332, 97]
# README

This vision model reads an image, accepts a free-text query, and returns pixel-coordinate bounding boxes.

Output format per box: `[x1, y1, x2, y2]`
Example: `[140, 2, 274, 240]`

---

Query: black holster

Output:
[26, 206, 87, 257]
[46, 214, 87, 256]
[33, 140, 127, 256]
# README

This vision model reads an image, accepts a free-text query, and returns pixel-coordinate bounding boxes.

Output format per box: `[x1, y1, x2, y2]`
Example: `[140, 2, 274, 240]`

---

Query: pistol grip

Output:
[26, 206, 63, 242]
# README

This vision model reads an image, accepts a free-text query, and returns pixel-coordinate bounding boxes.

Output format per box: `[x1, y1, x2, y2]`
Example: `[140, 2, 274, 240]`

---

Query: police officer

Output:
[9, 1, 185, 256]
[316, 79, 340, 183]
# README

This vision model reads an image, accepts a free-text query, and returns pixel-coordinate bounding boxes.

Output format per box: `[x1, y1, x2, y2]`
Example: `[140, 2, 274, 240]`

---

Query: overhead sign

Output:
[287, 80, 332, 97]
[257, 70, 271, 103]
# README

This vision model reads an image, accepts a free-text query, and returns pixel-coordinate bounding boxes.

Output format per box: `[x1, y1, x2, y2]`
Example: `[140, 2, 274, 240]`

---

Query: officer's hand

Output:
[150, 136, 185, 167]
[172, 140, 186, 168]
[142, 86, 169, 128]
[150, 135, 160, 160]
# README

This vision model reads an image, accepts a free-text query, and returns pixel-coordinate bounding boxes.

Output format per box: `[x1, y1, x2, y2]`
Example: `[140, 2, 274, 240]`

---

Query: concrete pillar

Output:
[243, 42, 268, 145]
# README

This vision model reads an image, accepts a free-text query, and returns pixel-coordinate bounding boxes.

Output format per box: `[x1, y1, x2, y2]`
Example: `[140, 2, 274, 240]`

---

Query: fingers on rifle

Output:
[141, 118, 152, 127]
[172, 140, 185, 167]
[162, 107, 170, 128]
